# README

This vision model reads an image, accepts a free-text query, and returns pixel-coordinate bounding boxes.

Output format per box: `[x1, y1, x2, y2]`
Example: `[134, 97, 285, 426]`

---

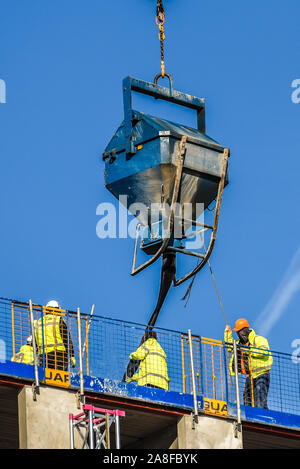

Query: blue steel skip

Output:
[103, 75, 229, 286]
[103, 76, 228, 227]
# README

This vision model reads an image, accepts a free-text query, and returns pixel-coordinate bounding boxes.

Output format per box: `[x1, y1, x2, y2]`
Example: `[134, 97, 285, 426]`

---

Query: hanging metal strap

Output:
[173, 148, 229, 286]
[131, 136, 187, 276]
[82, 304, 94, 360]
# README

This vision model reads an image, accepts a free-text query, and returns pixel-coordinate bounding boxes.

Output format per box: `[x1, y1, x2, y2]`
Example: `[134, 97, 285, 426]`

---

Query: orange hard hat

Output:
[233, 318, 250, 332]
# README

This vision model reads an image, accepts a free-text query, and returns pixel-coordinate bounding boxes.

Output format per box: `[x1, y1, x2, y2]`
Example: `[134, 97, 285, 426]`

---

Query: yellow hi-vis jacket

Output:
[12, 345, 34, 365]
[224, 328, 273, 379]
[127, 338, 170, 391]
[34, 314, 66, 355]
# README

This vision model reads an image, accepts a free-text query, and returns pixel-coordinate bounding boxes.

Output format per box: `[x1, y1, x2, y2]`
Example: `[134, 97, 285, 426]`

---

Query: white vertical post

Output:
[77, 307, 84, 403]
[69, 416, 74, 449]
[233, 340, 242, 430]
[89, 408, 94, 449]
[29, 299, 39, 394]
[188, 329, 198, 424]
[106, 413, 111, 449]
[115, 414, 121, 449]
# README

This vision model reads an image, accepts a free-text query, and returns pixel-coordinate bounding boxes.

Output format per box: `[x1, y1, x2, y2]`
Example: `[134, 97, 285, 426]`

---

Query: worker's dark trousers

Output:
[39, 351, 68, 371]
[244, 373, 270, 409]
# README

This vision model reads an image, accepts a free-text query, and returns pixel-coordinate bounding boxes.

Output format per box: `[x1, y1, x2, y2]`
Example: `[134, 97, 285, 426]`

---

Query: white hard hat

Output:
[27, 336, 32, 344]
[46, 300, 60, 308]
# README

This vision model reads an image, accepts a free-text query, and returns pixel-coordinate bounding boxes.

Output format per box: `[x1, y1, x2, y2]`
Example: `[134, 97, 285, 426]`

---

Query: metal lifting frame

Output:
[123, 75, 206, 156]
[131, 146, 229, 286]
[69, 404, 125, 449]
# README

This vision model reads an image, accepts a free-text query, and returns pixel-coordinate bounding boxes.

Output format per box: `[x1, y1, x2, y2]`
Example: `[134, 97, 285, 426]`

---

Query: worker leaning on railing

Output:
[126, 331, 170, 391]
[11, 336, 34, 365]
[224, 319, 273, 409]
[34, 300, 76, 371]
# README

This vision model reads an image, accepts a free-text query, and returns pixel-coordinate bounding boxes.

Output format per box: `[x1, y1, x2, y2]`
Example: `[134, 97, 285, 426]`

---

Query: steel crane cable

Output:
[182, 232, 229, 327]
[207, 259, 228, 326]
[156, 0, 166, 78]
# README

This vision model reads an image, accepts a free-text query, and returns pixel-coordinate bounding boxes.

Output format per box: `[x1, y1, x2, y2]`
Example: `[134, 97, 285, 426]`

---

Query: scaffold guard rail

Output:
[69, 404, 125, 449]
[0, 297, 299, 428]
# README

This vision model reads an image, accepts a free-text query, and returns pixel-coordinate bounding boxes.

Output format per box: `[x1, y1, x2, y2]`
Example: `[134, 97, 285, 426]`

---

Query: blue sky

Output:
[0, 0, 299, 355]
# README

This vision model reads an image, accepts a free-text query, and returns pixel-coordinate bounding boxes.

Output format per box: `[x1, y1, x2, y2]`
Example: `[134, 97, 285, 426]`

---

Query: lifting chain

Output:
[156, 0, 166, 78]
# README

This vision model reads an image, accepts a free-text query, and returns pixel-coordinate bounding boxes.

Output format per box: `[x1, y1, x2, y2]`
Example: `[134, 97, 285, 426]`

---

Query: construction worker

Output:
[127, 331, 170, 391]
[11, 336, 34, 365]
[224, 319, 273, 409]
[34, 300, 76, 371]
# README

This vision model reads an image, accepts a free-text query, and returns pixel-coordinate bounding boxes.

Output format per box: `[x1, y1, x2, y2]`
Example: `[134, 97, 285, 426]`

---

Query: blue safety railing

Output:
[0, 297, 299, 430]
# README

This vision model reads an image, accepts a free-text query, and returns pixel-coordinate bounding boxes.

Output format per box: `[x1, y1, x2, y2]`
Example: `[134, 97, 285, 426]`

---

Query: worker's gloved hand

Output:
[127, 374, 138, 384]
[224, 325, 233, 344]
[71, 357, 76, 368]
